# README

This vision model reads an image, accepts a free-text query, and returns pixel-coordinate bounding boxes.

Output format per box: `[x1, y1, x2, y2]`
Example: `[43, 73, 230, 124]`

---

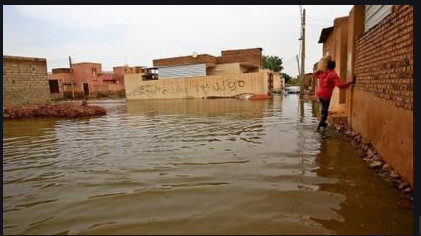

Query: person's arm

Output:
[332, 73, 352, 89]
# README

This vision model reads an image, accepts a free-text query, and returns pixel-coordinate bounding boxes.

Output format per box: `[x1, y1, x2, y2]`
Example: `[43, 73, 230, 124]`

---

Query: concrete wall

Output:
[328, 17, 349, 112]
[351, 89, 413, 185]
[113, 66, 141, 85]
[3, 55, 51, 106]
[272, 72, 284, 91]
[346, 5, 366, 125]
[208, 63, 242, 76]
[351, 5, 413, 185]
[125, 72, 269, 100]
[94, 83, 124, 91]
[322, 33, 335, 56]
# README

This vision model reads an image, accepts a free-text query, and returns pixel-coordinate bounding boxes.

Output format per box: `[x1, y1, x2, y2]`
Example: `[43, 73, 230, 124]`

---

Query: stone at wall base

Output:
[331, 123, 413, 201]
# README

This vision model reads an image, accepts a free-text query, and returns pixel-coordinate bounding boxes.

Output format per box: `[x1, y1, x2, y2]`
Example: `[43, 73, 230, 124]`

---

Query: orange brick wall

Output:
[153, 48, 263, 68]
[217, 48, 262, 68]
[354, 5, 413, 110]
[350, 5, 413, 185]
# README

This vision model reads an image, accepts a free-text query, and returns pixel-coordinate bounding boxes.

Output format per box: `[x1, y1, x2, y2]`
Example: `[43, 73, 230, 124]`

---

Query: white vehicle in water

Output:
[284, 86, 300, 94]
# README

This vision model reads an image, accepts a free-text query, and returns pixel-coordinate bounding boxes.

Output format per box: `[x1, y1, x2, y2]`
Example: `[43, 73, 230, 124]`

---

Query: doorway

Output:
[83, 83, 89, 96]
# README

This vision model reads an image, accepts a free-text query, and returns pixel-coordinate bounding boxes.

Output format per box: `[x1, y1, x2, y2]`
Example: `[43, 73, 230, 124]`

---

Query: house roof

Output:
[3, 55, 46, 62]
[221, 47, 263, 53]
[72, 62, 101, 66]
[318, 26, 334, 43]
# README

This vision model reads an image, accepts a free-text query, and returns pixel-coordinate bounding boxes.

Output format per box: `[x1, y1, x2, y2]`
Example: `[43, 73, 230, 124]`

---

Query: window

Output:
[49, 80, 60, 93]
[92, 68, 97, 76]
[365, 5, 393, 32]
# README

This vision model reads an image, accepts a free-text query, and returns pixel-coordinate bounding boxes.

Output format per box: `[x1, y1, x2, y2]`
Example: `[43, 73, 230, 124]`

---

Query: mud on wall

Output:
[351, 89, 413, 185]
[125, 72, 269, 100]
[351, 5, 413, 185]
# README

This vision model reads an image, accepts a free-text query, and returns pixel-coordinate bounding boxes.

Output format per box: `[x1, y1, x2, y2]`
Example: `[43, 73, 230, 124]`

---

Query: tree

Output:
[282, 73, 292, 84]
[262, 55, 284, 72]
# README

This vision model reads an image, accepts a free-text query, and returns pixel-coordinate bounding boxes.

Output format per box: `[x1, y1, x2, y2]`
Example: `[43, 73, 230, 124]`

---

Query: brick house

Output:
[48, 62, 145, 98]
[316, 5, 413, 185]
[318, 16, 349, 113]
[3, 55, 51, 106]
[152, 48, 263, 79]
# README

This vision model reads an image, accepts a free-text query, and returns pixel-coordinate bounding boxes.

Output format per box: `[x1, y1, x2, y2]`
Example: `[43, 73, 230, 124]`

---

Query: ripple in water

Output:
[3, 97, 412, 235]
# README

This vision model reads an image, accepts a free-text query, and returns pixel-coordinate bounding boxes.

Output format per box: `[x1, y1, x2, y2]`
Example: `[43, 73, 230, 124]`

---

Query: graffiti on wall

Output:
[194, 79, 246, 95]
[127, 78, 247, 97]
[127, 82, 187, 97]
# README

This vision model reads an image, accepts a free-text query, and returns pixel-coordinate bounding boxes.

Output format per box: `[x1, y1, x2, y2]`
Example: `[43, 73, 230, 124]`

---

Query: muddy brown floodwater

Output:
[3, 95, 413, 235]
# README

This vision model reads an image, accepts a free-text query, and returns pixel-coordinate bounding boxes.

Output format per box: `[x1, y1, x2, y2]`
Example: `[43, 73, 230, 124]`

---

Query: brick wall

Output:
[153, 48, 263, 68]
[354, 5, 413, 110]
[217, 48, 262, 68]
[153, 54, 217, 67]
[3, 56, 51, 106]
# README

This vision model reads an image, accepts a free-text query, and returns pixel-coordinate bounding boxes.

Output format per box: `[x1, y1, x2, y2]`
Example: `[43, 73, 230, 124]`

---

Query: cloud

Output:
[4, 5, 353, 75]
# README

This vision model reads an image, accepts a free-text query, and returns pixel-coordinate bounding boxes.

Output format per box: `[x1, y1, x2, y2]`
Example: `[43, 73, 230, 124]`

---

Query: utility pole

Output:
[69, 56, 75, 99]
[296, 54, 301, 78]
[299, 6, 306, 97]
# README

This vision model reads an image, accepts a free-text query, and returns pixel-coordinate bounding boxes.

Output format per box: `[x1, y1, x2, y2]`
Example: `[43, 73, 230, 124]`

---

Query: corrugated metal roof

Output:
[365, 5, 392, 32]
[158, 63, 206, 79]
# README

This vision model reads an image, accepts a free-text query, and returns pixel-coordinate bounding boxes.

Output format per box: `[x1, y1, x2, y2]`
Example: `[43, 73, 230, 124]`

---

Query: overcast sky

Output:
[3, 5, 352, 76]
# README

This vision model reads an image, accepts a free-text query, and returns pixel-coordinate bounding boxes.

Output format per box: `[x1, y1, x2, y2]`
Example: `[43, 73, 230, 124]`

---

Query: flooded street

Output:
[3, 95, 412, 235]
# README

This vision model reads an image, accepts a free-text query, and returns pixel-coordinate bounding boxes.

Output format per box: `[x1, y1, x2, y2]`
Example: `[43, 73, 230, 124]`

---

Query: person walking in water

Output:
[313, 56, 355, 132]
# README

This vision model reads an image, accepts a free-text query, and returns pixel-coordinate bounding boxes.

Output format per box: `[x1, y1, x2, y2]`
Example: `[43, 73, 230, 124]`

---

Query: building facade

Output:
[152, 48, 262, 79]
[3, 55, 51, 106]
[351, 5, 413, 185]
[48, 62, 144, 98]
[318, 16, 349, 113]
[316, 5, 413, 185]
[125, 48, 272, 100]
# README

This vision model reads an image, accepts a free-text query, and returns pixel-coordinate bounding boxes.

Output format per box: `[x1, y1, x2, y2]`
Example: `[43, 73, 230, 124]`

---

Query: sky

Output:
[3, 5, 353, 76]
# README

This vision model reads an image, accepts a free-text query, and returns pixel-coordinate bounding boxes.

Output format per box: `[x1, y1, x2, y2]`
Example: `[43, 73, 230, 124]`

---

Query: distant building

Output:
[48, 62, 144, 98]
[125, 48, 277, 100]
[153, 48, 262, 79]
[315, 5, 413, 185]
[48, 68, 70, 100]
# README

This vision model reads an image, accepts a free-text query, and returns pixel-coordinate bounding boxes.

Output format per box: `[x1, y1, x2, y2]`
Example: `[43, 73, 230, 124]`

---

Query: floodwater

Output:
[3, 95, 412, 235]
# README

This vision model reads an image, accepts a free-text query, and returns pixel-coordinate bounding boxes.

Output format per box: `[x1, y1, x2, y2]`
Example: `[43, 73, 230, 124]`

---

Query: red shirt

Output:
[313, 70, 351, 100]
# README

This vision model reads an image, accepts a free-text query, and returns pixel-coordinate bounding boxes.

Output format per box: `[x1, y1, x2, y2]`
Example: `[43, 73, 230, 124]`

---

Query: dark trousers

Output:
[318, 98, 331, 130]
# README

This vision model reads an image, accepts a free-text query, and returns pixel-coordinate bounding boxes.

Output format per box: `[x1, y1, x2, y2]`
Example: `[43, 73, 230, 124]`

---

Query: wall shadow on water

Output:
[126, 98, 271, 120]
[311, 132, 413, 235]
